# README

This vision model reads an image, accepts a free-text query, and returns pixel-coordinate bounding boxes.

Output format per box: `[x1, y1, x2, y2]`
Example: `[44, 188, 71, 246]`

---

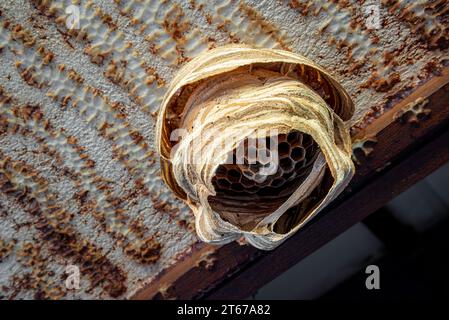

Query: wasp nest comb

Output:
[156, 45, 355, 250]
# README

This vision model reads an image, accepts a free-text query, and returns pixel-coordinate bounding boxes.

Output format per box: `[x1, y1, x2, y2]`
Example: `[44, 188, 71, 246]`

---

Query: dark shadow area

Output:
[253, 161, 449, 299]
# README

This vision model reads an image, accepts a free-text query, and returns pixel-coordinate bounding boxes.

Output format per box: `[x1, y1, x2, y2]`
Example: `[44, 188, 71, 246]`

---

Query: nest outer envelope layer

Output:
[156, 45, 355, 250]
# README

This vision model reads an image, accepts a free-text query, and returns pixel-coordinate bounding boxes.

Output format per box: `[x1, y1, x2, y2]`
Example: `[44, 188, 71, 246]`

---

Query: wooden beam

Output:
[132, 80, 449, 300]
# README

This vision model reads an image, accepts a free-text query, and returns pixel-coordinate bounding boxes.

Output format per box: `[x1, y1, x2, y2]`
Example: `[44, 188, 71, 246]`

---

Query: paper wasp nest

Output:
[156, 45, 355, 250]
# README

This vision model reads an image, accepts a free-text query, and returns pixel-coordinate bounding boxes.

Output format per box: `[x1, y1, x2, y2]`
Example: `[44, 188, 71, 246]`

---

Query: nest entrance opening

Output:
[209, 130, 326, 231]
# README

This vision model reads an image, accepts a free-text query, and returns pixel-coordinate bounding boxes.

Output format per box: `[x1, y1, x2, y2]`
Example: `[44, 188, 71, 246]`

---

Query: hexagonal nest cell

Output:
[208, 130, 332, 231]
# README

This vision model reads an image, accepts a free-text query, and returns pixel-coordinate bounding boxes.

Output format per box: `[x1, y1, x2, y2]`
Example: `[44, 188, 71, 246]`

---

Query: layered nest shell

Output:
[156, 45, 355, 250]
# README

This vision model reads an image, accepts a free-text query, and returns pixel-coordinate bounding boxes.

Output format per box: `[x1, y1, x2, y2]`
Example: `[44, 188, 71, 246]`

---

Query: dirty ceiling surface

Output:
[0, 0, 447, 299]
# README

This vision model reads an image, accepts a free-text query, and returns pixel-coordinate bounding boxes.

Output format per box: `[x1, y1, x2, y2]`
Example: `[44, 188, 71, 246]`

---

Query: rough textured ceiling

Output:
[0, 0, 447, 299]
